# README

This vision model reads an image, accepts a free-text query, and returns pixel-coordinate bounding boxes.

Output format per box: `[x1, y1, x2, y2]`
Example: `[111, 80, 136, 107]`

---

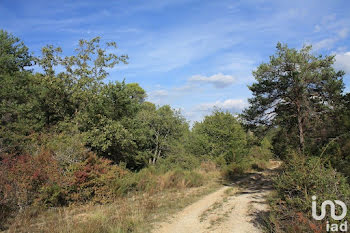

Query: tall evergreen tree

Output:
[243, 43, 345, 154]
[0, 30, 36, 152]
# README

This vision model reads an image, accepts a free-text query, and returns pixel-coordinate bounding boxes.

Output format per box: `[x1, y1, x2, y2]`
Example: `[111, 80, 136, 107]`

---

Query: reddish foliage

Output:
[0, 150, 129, 228]
[69, 152, 128, 203]
[0, 150, 64, 211]
[295, 212, 324, 233]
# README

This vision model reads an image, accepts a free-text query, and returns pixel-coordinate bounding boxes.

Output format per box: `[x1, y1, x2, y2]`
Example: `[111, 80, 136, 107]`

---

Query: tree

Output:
[134, 104, 188, 165]
[0, 29, 32, 75]
[0, 31, 132, 155]
[82, 82, 146, 168]
[35, 37, 129, 118]
[243, 43, 345, 154]
[76, 81, 145, 131]
[321, 93, 350, 179]
[190, 110, 247, 163]
[84, 117, 136, 166]
[0, 30, 37, 152]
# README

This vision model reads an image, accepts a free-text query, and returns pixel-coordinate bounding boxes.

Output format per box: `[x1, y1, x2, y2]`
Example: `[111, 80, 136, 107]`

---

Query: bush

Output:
[200, 160, 217, 173]
[113, 166, 206, 196]
[323, 136, 350, 182]
[68, 153, 128, 204]
[38, 184, 67, 207]
[267, 153, 350, 233]
[213, 154, 227, 168]
[0, 149, 130, 230]
[0, 150, 65, 229]
[26, 130, 88, 169]
[222, 158, 252, 181]
[160, 168, 204, 189]
[157, 153, 201, 171]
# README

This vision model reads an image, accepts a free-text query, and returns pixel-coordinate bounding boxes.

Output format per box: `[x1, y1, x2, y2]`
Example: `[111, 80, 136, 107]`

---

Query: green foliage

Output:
[157, 153, 201, 171]
[131, 104, 189, 166]
[26, 125, 88, 168]
[327, 137, 350, 181]
[84, 117, 136, 164]
[222, 135, 274, 180]
[248, 136, 273, 170]
[243, 42, 345, 154]
[222, 159, 252, 180]
[78, 81, 145, 128]
[319, 93, 350, 181]
[190, 110, 247, 163]
[0, 30, 38, 153]
[32, 73, 75, 126]
[38, 184, 66, 207]
[0, 29, 32, 74]
[267, 153, 350, 232]
[113, 166, 205, 196]
[275, 154, 350, 209]
[187, 110, 270, 181]
[0, 72, 42, 152]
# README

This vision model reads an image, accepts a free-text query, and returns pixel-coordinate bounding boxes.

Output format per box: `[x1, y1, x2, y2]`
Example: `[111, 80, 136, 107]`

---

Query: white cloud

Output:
[189, 73, 235, 88]
[313, 28, 349, 50]
[196, 99, 248, 113]
[173, 83, 196, 92]
[322, 14, 337, 25]
[313, 38, 338, 50]
[338, 28, 349, 39]
[335, 52, 350, 73]
[314, 24, 321, 32]
[216, 53, 257, 84]
[311, 13, 349, 51]
[147, 89, 169, 104]
[151, 90, 168, 97]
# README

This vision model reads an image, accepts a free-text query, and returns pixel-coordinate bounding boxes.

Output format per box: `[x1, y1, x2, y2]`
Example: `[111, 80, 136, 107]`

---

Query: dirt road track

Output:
[152, 162, 281, 233]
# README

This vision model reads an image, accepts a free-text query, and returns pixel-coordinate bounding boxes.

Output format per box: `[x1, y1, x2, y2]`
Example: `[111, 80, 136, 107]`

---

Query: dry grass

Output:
[199, 186, 238, 225]
[5, 168, 221, 233]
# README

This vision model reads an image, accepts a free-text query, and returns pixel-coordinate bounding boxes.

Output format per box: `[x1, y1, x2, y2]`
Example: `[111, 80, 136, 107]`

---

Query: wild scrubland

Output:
[1, 30, 350, 232]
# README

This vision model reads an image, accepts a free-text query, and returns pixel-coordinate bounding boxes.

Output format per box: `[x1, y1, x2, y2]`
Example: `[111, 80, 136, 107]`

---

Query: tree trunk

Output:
[152, 134, 159, 164]
[157, 149, 161, 163]
[152, 148, 157, 164]
[296, 102, 305, 154]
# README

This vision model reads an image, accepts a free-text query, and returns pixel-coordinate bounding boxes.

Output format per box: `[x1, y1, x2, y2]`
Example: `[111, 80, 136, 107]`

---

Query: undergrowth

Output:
[263, 153, 350, 233]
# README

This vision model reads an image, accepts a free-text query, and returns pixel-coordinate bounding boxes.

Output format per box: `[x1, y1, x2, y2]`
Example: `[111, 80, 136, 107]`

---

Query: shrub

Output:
[221, 158, 252, 181]
[200, 160, 217, 173]
[68, 153, 128, 204]
[38, 184, 67, 207]
[267, 153, 350, 233]
[26, 130, 88, 170]
[158, 168, 204, 189]
[213, 154, 227, 168]
[0, 150, 65, 229]
[113, 166, 206, 196]
[157, 153, 201, 171]
[323, 136, 350, 182]
[0, 150, 64, 207]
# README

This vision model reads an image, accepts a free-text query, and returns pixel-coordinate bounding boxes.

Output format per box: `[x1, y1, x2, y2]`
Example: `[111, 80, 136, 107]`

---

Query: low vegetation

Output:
[264, 154, 350, 233]
[4, 160, 220, 233]
[1, 29, 350, 233]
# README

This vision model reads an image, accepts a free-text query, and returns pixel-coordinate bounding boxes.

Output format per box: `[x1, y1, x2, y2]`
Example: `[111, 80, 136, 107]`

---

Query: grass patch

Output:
[7, 169, 221, 233]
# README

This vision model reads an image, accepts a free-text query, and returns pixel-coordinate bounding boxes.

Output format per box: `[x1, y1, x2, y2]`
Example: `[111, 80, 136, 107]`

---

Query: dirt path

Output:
[152, 162, 280, 233]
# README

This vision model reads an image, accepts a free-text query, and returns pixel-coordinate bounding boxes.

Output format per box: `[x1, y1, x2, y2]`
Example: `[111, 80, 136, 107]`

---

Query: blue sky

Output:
[1, 0, 350, 123]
